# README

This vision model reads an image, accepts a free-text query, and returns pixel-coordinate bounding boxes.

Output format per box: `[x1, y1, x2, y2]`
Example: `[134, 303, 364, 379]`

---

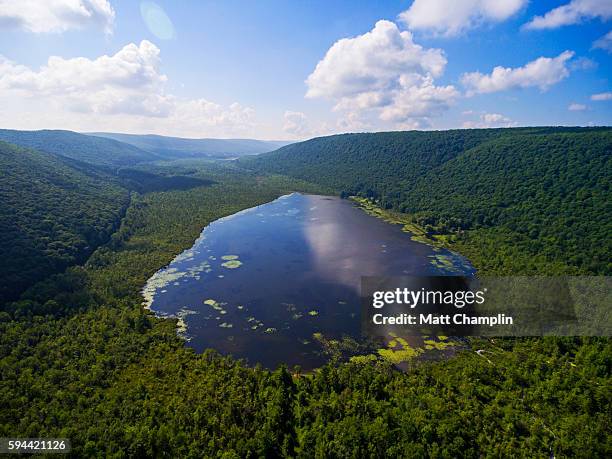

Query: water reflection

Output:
[143, 193, 474, 369]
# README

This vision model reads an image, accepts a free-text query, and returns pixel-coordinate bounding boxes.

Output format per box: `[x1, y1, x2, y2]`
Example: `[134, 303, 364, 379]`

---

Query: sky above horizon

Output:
[0, 0, 611, 140]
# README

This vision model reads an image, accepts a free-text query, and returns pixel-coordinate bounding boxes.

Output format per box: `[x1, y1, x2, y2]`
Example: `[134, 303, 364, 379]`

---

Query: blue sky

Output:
[0, 0, 610, 139]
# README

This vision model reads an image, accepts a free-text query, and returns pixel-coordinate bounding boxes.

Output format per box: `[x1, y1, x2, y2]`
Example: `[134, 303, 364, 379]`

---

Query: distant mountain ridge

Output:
[0, 129, 158, 167]
[0, 129, 292, 167]
[89, 132, 291, 159]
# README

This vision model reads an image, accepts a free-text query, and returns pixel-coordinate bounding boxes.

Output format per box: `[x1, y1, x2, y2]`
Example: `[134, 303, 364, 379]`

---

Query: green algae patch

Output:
[219, 322, 233, 328]
[308, 310, 319, 316]
[221, 260, 243, 269]
[377, 333, 424, 364]
[204, 298, 227, 314]
[428, 254, 465, 273]
[247, 316, 264, 330]
[221, 255, 239, 260]
[423, 336, 455, 351]
[264, 327, 277, 334]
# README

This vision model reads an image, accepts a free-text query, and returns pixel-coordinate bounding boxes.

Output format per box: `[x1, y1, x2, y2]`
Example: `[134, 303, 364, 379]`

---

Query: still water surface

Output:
[143, 193, 474, 369]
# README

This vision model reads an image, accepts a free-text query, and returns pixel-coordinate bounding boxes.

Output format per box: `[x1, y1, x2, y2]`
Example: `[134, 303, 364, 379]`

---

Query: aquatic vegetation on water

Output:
[423, 336, 455, 351]
[174, 308, 198, 339]
[264, 327, 277, 334]
[176, 317, 188, 334]
[377, 346, 422, 363]
[351, 196, 446, 248]
[428, 254, 464, 273]
[204, 298, 221, 308]
[308, 310, 319, 316]
[246, 316, 264, 330]
[221, 260, 243, 269]
[204, 298, 227, 315]
[219, 322, 233, 328]
[142, 267, 186, 308]
[377, 333, 423, 364]
[221, 255, 239, 260]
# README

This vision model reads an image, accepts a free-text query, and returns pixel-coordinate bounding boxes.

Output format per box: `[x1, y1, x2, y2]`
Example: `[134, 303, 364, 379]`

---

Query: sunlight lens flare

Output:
[140, 1, 175, 40]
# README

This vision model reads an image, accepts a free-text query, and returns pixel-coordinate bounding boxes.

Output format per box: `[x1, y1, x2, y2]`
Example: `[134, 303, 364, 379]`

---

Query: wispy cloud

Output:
[524, 0, 612, 30]
[591, 92, 612, 101]
[593, 30, 612, 52]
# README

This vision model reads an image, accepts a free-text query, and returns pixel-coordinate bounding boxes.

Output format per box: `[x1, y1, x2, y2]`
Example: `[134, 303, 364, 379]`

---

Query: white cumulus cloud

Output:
[461, 51, 575, 95]
[0, 41, 259, 137]
[399, 0, 527, 36]
[0, 40, 171, 117]
[593, 30, 612, 52]
[0, 0, 115, 34]
[305, 20, 457, 127]
[591, 92, 612, 101]
[524, 0, 612, 30]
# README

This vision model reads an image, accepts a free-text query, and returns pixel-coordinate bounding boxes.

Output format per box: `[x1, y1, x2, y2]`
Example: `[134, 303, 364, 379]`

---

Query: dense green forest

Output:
[0, 130, 610, 457]
[241, 127, 612, 275]
[0, 141, 129, 303]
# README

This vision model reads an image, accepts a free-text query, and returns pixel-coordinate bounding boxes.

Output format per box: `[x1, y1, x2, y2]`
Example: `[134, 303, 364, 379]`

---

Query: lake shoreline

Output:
[141, 191, 475, 370]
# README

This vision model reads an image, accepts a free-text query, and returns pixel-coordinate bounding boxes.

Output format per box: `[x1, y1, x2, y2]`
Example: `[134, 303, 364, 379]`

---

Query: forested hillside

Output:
[0, 129, 158, 167]
[90, 132, 291, 159]
[242, 127, 612, 274]
[0, 141, 129, 303]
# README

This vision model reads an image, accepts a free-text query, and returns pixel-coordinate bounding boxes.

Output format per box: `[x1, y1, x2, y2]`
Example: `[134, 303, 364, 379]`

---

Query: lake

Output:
[143, 193, 475, 369]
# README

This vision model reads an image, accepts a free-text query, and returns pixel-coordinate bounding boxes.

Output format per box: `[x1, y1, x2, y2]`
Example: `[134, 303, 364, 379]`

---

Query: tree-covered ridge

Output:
[400, 131, 612, 274]
[0, 141, 130, 303]
[242, 127, 612, 274]
[0, 129, 158, 167]
[241, 129, 504, 192]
